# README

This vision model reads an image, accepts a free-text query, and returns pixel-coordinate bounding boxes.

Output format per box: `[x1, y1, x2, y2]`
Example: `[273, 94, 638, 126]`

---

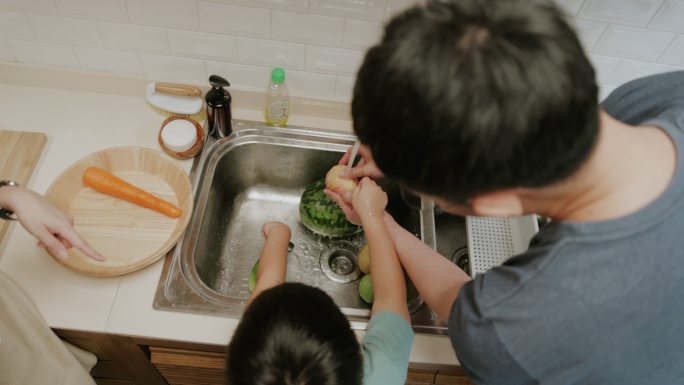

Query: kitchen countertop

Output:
[0, 63, 459, 365]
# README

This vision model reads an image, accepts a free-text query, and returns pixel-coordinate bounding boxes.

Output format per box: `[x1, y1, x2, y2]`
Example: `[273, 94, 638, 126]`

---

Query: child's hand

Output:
[248, 221, 291, 305]
[324, 188, 362, 225]
[261, 221, 291, 240]
[352, 177, 388, 221]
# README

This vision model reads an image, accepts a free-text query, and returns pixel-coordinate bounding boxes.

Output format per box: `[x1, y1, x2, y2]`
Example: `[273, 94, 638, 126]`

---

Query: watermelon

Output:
[299, 179, 361, 237]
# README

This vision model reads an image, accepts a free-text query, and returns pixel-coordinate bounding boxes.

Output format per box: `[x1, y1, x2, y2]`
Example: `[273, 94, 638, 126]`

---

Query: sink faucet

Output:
[205, 75, 232, 141]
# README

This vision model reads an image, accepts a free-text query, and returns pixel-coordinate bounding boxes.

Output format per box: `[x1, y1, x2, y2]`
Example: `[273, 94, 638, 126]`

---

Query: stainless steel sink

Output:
[154, 120, 469, 335]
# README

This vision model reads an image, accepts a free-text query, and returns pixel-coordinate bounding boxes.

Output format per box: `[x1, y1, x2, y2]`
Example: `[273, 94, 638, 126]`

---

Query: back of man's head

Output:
[353, 0, 599, 202]
[226, 282, 363, 385]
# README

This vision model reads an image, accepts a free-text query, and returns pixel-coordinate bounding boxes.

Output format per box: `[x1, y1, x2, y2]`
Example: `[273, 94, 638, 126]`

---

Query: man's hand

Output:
[3, 186, 105, 262]
[338, 144, 384, 180]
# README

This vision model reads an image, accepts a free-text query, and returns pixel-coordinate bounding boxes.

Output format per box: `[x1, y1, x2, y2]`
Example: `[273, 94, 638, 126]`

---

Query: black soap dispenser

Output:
[205, 75, 232, 139]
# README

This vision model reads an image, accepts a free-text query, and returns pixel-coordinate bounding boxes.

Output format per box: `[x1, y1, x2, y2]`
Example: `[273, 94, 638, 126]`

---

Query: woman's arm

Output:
[0, 183, 105, 262]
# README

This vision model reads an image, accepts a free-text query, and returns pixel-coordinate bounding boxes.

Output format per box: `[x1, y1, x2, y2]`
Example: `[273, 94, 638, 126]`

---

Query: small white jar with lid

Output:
[158, 116, 203, 159]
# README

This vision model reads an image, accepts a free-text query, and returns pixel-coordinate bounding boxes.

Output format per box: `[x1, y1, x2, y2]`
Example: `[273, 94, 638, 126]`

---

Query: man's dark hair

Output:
[353, 0, 599, 202]
[226, 282, 363, 385]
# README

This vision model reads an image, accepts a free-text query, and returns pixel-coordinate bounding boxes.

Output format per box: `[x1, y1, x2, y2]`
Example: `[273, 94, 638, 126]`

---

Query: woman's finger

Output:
[57, 235, 73, 250]
[34, 228, 68, 261]
[59, 228, 106, 262]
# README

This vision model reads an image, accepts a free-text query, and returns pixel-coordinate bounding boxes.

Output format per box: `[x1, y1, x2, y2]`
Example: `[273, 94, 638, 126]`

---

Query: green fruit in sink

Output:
[248, 259, 259, 293]
[357, 244, 370, 274]
[359, 274, 373, 304]
[299, 179, 360, 237]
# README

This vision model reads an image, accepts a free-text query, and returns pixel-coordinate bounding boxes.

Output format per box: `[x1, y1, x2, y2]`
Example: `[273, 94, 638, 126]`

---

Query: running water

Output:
[347, 140, 360, 172]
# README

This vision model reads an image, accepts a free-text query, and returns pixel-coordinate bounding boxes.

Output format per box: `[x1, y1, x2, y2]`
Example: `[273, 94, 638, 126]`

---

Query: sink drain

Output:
[320, 241, 362, 283]
[450, 247, 470, 274]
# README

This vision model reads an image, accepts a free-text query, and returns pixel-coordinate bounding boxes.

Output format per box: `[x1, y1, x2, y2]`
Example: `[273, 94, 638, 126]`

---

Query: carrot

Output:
[83, 167, 182, 218]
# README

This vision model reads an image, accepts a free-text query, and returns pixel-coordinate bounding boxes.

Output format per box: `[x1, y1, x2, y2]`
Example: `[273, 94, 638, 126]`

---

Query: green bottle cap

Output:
[271, 67, 285, 84]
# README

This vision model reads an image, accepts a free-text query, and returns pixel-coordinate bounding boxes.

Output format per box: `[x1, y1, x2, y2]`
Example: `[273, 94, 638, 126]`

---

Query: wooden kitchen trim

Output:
[55, 329, 475, 385]
[408, 363, 475, 385]
[55, 329, 166, 385]
[149, 346, 475, 385]
[150, 347, 225, 385]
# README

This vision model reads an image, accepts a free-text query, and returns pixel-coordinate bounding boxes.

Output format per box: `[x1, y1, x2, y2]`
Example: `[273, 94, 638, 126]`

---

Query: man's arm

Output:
[383, 213, 471, 322]
[327, 185, 471, 322]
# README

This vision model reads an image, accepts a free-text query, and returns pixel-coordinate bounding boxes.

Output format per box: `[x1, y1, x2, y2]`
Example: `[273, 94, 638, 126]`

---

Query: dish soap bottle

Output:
[265, 67, 289, 127]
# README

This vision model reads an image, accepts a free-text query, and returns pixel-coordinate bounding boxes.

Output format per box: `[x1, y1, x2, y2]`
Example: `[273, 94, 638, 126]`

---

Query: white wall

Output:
[0, 0, 682, 102]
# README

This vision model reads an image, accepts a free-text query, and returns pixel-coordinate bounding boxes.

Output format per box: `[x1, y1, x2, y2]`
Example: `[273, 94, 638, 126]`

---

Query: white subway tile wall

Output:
[168, 29, 237, 61]
[8, 39, 79, 68]
[272, 11, 344, 46]
[27, 14, 103, 47]
[0, 39, 14, 60]
[593, 25, 674, 61]
[75, 46, 143, 75]
[0, 10, 36, 39]
[579, 0, 664, 27]
[661, 35, 684, 66]
[311, 0, 386, 22]
[98, 22, 169, 54]
[237, 37, 305, 70]
[0, 0, 57, 14]
[342, 19, 383, 50]
[555, 0, 586, 16]
[650, 1, 684, 33]
[54, 0, 129, 23]
[198, 3, 271, 38]
[140, 53, 206, 83]
[0, 0, 683, 101]
[235, 0, 309, 13]
[305, 45, 363, 75]
[125, 0, 199, 30]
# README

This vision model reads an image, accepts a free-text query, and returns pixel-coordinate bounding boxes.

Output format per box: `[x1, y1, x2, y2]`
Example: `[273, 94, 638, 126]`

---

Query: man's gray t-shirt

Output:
[449, 71, 684, 385]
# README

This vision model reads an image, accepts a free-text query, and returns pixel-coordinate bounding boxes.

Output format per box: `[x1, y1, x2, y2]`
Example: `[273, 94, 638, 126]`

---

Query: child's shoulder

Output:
[361, 312, 414, 384]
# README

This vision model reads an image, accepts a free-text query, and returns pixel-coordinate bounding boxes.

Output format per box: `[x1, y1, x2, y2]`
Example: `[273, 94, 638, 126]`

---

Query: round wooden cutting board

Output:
[44, 147, 193, 276]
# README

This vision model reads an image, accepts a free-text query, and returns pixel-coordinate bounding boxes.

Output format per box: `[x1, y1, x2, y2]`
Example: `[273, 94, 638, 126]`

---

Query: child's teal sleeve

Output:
[361, 311, 414, 385]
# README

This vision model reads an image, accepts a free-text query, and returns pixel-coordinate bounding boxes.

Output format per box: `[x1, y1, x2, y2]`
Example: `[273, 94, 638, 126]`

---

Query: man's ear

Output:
[470, 190, 524, 217]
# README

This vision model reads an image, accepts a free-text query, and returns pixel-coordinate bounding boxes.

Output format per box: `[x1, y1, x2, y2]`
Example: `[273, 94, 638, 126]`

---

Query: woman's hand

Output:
[1, 186, 105, 262]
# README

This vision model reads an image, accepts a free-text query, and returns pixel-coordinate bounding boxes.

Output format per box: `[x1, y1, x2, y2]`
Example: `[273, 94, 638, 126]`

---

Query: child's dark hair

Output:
[352, 0, 599, 202]
[226, 282, 363, 385]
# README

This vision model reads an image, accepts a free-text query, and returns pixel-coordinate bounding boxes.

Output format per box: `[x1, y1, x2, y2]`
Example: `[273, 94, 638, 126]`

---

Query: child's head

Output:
[227, 282, 363, 385]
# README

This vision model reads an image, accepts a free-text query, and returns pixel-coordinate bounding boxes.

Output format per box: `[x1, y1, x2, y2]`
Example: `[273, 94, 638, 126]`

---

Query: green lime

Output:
[248, 259, 259, 293]
[359, 274, 374, 304]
